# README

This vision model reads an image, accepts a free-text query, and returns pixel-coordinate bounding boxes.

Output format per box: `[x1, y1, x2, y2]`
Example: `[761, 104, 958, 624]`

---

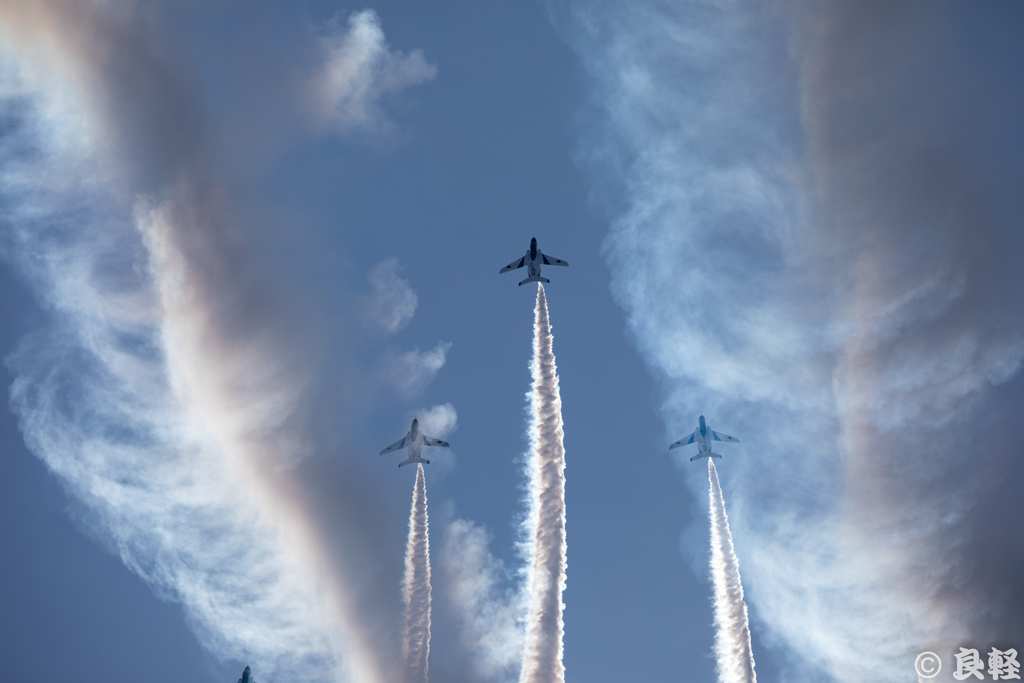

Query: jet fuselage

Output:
[695, 415, 715, 455]
[408, 418, 422, 458]
[524, 238, 543, 279]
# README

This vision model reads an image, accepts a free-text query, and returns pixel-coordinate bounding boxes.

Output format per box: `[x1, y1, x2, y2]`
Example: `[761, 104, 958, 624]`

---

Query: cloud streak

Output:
[3, 100, 353, 682]
[559, 0, 1024, 679]
[0, 2, 442, 681]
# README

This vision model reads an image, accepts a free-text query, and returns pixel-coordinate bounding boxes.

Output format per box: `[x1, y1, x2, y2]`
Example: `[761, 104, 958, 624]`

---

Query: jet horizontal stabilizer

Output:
[689, 452, 723, 461]
[399, 456, 430, 468]
[519, 275, 550, 286]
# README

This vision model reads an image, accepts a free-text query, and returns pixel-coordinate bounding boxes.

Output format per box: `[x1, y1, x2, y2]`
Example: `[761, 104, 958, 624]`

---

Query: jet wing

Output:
[669, 432, 696, 450]
[379, 436, 406, 455]
[422, 435, 450, 448]
[541, 254, 568, 267]
[500, 254, 527, 273]
[711, 430, 740, 443]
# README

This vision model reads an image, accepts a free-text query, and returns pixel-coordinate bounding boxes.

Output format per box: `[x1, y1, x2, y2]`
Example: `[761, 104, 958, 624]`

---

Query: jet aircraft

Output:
[500, 237, 568, 285]
[237, 666, 256, 683]
[669, 415, 740, 461]
[380, 418, 450, 467]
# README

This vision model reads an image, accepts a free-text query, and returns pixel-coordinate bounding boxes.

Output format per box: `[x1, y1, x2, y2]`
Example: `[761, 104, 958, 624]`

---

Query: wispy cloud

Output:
[0, 2, 441, 681]
[440, 518, 527, 683]
[2, 105, 349, 683]
[367, 257, 419, 334]
[310, 9, 437, 136]
[415, 403, 458, 441]
[386, 342, 453, 399]
[558, 0, 1024, 679]
[363, 259, 451, 400]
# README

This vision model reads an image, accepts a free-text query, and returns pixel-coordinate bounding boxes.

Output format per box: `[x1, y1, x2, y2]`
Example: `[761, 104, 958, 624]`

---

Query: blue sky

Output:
[0, 2, 1022, 682]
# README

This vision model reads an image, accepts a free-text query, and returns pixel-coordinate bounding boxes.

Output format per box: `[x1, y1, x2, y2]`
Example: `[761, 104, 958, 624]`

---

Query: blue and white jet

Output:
[669, 415, 740, 461]
[499, 237, 568, 286]
[380, 418, 450, 468]
[237, 666, 256, 683]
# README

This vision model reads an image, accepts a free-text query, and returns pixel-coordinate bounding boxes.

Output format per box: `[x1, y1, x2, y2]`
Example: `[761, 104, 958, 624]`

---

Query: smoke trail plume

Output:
[519, 284, 568, 683]
[708, 460, 756, 683]
[403, 464, 432, 683]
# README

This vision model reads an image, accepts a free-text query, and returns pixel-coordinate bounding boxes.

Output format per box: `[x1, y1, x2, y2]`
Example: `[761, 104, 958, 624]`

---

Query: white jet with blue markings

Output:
[670, 415, 740, 461]
[499, 237, 568, 286]
[380, 418, 450, 468]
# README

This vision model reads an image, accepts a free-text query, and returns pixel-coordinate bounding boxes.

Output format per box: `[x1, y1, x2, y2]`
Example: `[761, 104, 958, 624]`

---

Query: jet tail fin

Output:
[689, 452, 723, 462]
[519, 275, 550, 286]
[399, 456, 430, 468]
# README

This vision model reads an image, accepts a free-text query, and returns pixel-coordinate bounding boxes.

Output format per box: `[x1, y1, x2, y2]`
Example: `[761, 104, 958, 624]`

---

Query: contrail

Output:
[519, 284, 568, 683]
[403, 464, 432, 683]
[708, 460, 756, 683]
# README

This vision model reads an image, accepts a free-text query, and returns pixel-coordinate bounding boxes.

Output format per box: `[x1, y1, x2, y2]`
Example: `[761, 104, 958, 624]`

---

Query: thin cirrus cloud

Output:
[556, 0, 1024, 681]
[0, 2, 442, 682]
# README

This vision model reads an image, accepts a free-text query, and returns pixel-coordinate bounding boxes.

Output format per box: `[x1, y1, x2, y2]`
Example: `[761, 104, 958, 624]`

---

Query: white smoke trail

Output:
[519, 284, 568, 683]
[403, 464, 432, 683]
[708, 460, 756, 683]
